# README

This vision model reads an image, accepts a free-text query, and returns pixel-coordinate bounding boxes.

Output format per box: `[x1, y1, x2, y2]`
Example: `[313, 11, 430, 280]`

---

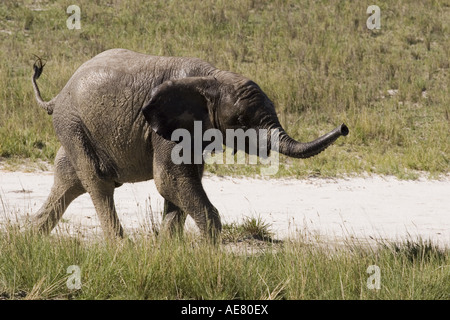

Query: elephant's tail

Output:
[32, 56, 55, 115]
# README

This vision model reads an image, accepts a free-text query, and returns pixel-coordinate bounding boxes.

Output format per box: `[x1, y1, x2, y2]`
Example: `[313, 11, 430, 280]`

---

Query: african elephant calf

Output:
[31, 48, 348, 240]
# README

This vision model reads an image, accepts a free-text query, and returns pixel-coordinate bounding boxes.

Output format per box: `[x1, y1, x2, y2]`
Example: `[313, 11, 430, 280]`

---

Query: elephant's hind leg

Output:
[54, 119, 124, 240]
[32, 148, 85, 234]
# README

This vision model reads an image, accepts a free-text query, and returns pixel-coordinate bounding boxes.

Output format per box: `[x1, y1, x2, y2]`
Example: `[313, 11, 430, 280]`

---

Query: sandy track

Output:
[1, 170, 449, 247]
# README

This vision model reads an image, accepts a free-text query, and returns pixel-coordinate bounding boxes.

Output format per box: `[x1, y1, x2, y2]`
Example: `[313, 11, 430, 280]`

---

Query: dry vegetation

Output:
[0, 0, 448, 178]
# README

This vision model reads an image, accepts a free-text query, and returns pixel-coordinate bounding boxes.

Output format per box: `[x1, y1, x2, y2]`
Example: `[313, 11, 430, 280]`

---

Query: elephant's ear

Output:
[142, 77, 218, 140]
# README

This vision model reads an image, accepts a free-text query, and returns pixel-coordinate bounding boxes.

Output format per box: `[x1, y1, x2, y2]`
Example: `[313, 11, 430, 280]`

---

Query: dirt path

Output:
[1, 170, 449, 247]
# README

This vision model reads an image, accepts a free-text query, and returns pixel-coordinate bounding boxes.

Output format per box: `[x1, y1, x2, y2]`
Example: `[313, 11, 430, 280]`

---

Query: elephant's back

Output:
[57, 49, 217, 138]
[78, 48, 163, 74]
[75, 48, 215, 80]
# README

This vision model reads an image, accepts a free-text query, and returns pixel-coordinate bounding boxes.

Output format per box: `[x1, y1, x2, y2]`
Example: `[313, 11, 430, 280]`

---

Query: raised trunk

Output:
[272, 123, 349, 159]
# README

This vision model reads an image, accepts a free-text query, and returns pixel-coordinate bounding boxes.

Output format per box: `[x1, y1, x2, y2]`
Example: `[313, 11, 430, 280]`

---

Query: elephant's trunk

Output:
[268, 121, 349, 159]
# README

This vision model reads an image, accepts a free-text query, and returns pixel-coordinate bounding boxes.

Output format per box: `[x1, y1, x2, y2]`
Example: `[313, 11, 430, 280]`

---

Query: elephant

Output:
[31, 48, 348, 241]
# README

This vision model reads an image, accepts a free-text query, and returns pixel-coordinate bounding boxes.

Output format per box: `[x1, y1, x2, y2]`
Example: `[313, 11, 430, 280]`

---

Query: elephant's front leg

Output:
[169, 181, 221, 241]
[153, 163, 221, 242]
[160, 200, 187, 237]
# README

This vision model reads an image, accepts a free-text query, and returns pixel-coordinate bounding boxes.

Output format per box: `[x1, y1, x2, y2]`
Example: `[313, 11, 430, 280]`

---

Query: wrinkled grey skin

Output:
[31, 48, 348, 241]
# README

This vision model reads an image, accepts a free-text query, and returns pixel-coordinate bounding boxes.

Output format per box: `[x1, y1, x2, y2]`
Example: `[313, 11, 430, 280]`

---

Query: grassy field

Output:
[0, 220, 448, 300]
[0, 0, 448, 178]
[0, 0, 449, 301]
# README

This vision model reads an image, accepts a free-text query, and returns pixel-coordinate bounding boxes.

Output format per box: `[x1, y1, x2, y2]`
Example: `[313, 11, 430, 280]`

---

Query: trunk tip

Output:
[340, 123, 349, 136]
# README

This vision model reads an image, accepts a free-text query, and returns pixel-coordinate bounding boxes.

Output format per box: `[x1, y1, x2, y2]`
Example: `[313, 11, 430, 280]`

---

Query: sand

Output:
[1, 170, 449, 247]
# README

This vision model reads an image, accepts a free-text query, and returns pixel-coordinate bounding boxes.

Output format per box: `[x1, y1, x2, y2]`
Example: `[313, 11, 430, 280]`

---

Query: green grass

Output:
[0, 0, 449, 178]
[222, 215, 275, 243]
[1, 1, 448, 300]
[0, 222, 448, 300]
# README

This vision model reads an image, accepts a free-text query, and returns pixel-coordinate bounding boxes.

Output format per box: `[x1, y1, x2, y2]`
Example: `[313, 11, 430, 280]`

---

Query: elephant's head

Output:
[142, 72, 348, 159]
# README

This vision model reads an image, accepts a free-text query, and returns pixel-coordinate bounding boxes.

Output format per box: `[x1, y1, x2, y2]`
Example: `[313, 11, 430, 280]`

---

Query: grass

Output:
[0, 1, 448, 301]
[0, 0, 448, 179]
[222, 215, 275, 243]
[0, 219, 448, 300]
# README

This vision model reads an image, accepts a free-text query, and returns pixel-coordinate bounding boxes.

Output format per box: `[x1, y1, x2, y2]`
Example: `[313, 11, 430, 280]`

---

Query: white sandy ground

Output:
[0, 170, 449, 248]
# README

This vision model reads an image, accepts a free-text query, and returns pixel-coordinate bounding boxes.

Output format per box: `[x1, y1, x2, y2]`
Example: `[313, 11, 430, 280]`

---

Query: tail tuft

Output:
[32, 55, 46, 80]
